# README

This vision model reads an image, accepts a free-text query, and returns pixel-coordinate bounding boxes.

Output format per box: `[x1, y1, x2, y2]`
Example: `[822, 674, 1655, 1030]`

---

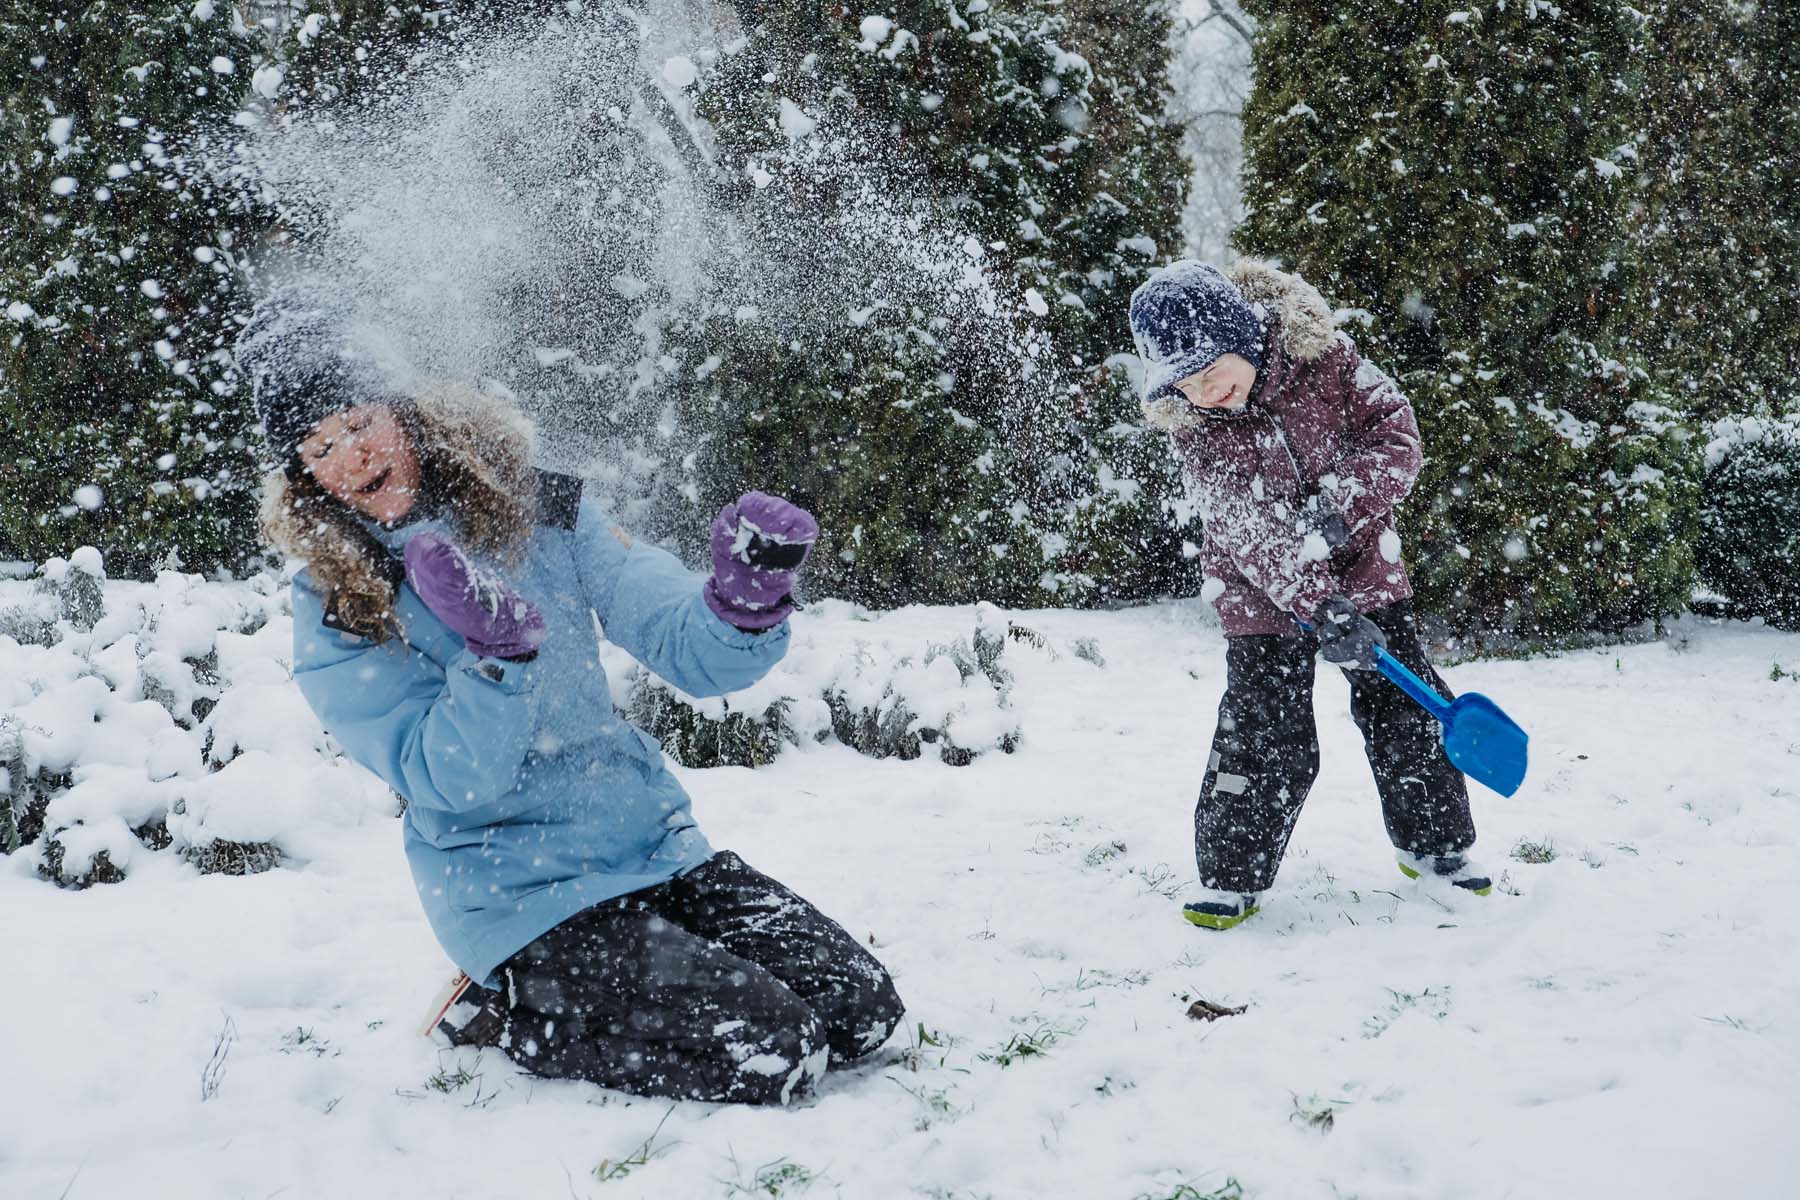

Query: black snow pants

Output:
[459, 851, 904, 1106]
[1195, 600, 1476, 894]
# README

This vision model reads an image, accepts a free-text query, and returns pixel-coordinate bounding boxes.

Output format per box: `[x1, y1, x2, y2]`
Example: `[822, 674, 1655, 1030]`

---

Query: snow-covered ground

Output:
[8, 595, 1800, 1199]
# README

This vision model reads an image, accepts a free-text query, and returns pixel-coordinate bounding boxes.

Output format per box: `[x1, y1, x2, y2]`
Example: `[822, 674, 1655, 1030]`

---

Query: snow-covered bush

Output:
[625, 685, 802, 771]
[821, 607, 1022, 767]
[615, 603, 1040, 768]
[1698, 418, 1800, 629]
[3, 558, 1092, 890]
[0, 552, 396, 888]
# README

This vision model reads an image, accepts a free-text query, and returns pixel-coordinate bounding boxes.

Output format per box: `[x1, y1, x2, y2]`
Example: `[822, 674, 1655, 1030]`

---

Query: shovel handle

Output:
[1296, 617, 1452, 724]
[1370, 645, 1453, 724]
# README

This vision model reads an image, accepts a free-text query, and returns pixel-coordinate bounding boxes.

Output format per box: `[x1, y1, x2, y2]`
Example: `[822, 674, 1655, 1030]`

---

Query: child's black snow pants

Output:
[455, 851, 904, 1105]
[1195, 600, 1476, 894]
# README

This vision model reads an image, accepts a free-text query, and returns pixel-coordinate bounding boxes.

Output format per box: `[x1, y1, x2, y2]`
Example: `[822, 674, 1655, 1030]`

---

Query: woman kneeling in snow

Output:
[240, 299, 901, 1106]
[1129, 261, 1491, 931]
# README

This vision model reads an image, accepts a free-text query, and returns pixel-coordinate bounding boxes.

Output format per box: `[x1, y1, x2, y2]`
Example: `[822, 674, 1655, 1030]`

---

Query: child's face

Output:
[298, 405, 422, 525]
[1175, 353, 1257, 412]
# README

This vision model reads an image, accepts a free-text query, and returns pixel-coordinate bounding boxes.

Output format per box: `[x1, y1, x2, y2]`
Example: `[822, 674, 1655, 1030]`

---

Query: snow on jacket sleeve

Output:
[1312, 332, 1423, 536]
[1175, 424, 1340, 622]
[290, 573, 543, 813]
[566, 500, 790, 697]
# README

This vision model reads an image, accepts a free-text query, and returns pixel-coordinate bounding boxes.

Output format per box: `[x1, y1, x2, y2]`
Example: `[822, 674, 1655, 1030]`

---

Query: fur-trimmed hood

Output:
[1141, 260, 1337, 433]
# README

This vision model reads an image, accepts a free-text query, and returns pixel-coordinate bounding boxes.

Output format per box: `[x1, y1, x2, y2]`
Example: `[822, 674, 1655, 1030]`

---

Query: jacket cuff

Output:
[1312, 474, 1365, 530]
[703, 577, 795, 633]
[701, 603, 792, 649]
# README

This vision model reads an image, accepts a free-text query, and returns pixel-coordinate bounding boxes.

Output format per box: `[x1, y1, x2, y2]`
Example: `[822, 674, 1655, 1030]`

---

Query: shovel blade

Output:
[1442, 693, 1529, 797]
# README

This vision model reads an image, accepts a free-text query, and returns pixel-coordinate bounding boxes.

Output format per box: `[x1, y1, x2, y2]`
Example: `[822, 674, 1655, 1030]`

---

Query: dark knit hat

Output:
[1128, 261, 1266, 406]
[235, 289, 402, 465]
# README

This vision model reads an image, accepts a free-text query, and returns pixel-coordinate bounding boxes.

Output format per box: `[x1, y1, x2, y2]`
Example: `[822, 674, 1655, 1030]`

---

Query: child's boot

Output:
[420, 970, 509, 1047]
[1183, 887, 1261, 930]
[1397, 851, 1493, 896]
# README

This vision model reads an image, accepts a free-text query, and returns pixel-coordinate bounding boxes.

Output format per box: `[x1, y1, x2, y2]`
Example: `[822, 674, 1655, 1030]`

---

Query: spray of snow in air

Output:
[212, 2, 1052, 529]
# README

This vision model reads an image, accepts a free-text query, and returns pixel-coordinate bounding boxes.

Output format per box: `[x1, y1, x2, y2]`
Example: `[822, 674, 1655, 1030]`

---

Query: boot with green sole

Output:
[1398, 851, 1493, 896]
[1182, 889, 1262, 930]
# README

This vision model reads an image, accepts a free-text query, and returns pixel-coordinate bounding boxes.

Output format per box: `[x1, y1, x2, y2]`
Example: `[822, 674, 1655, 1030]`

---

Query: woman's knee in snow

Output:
[848, 999, 905, 1061]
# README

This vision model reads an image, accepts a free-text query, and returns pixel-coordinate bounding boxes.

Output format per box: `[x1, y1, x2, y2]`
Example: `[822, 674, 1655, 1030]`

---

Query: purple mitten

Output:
[403, 533, 547, 660]
[704, 491, 819, 631]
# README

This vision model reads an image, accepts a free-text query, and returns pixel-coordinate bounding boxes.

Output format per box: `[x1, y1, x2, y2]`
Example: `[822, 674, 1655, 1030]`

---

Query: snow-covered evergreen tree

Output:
[1681, 2, 1800, 627]
[1238, 0, 1698, 636]
[670, 0, 1194, 607]
[0, 1, 265, 573]
[1632, 0, 1800, 426]
[1743, 1, 1800, 423]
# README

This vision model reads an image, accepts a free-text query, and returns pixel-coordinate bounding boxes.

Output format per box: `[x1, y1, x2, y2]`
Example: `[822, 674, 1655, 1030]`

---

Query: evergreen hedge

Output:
[0, 1, 267, 574]
[1236, 0, 1700, 635]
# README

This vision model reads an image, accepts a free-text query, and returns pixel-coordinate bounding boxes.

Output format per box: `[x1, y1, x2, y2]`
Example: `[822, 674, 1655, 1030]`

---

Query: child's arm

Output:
[1313, 332, 1424, 536]
[564, 500, 790, 697]
[1177, 427, 1340, 621]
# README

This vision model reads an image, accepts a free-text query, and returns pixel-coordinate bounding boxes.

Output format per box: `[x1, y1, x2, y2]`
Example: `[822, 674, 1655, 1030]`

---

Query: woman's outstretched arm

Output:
[564, 501, 790, 698]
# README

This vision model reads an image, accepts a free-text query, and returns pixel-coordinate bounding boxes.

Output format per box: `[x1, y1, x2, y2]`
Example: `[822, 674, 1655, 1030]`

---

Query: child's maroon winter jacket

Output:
[1145, 262, 1423, 636]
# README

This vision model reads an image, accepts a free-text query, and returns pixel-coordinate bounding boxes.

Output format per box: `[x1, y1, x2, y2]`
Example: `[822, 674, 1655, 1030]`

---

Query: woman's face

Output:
[297, 405, 421, 524]
[1174, 353, 1258, 412]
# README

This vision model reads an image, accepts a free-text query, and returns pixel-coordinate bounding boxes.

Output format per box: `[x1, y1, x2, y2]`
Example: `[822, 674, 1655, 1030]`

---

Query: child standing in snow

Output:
[239, 294, 901, 1105]
[1129, 261, 1489, 930]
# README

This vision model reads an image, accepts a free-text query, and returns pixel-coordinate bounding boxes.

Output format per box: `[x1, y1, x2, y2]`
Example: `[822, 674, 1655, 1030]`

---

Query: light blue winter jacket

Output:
[289, 495, 789, 986]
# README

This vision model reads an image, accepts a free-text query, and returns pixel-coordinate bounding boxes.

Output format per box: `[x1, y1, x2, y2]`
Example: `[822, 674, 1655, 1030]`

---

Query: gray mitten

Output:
[1312, 595, 1387, 670]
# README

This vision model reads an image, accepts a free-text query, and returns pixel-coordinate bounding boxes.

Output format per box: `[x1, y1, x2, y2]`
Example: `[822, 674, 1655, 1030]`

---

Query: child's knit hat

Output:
[1128, 261, 1266, 407]
[234, 287, 407, 465]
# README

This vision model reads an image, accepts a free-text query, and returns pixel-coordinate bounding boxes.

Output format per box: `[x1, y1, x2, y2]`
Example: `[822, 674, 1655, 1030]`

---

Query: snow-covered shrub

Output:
[0, 591, 56, 648]
[823, 608, 1022, 766]
[0, 554, 396, 888]
[0, 548, 105, 646]
[626, 685, 800, 770]
[1698, 419, 1800, 629]
[0, 716, 59, 856]
[614, 603, 1031, 768]
[615, 628, 835, 769]
[1069, 637, 1106, 668]
[38, 548, 106, 630]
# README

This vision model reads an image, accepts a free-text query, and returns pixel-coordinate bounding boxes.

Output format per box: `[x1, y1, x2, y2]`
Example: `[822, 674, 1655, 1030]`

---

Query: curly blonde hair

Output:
[261, 385, 538, 642]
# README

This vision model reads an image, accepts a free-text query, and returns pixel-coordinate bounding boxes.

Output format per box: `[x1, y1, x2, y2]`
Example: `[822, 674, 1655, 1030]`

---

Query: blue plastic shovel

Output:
[1368, 644, 1529, 797]
[1298, 620, 1529, 796]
